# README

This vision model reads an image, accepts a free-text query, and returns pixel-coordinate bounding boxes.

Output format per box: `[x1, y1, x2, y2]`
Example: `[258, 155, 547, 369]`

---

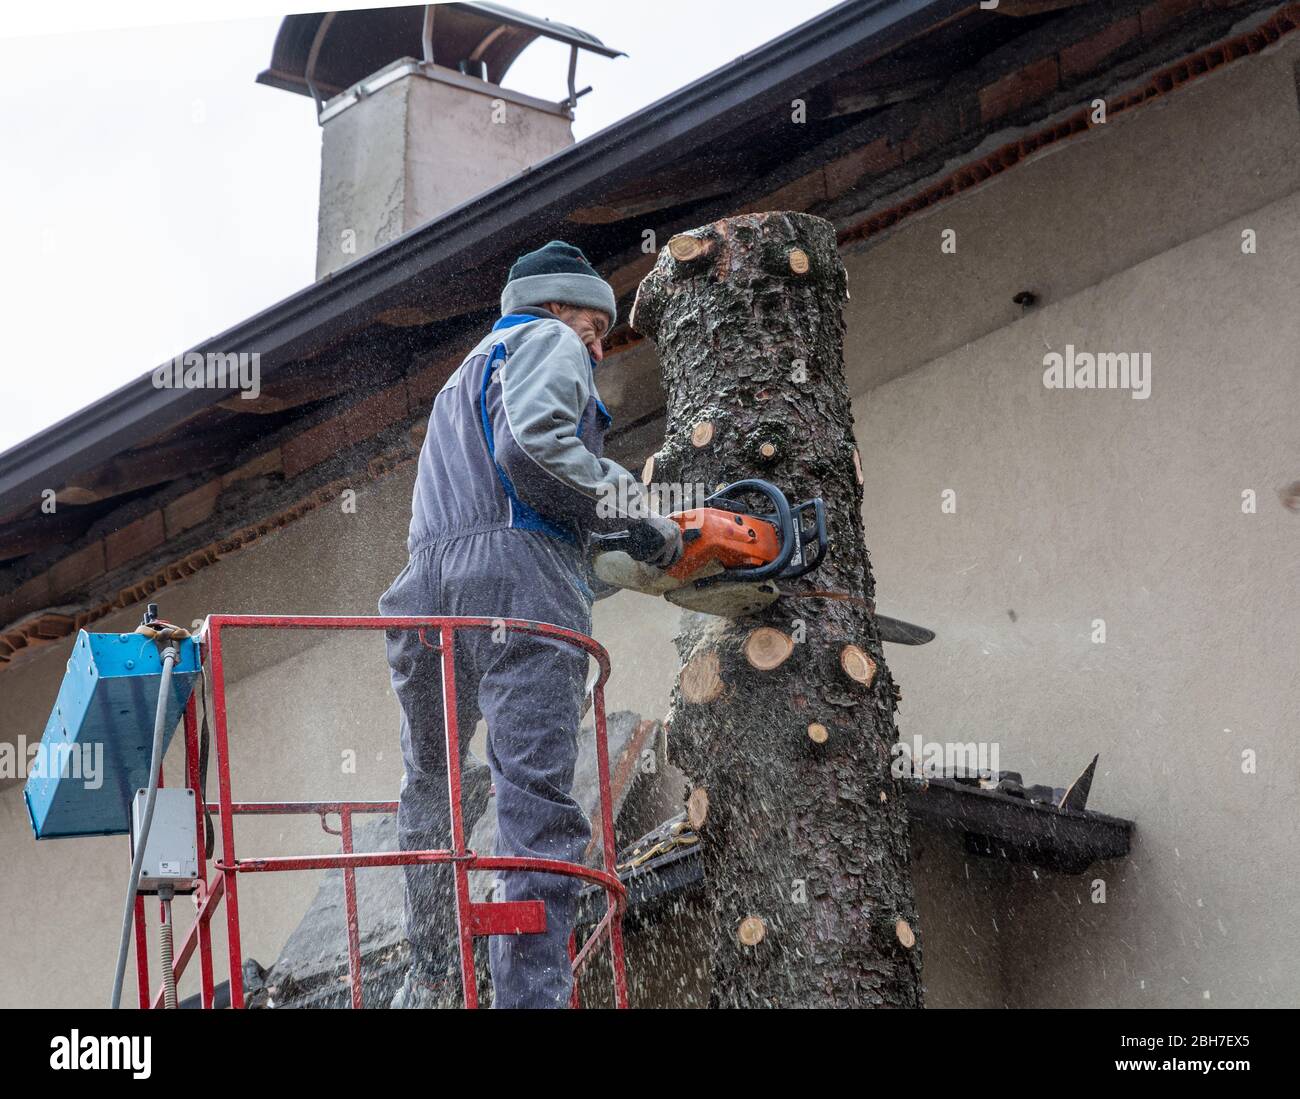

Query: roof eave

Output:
[0, 0, 966, 518]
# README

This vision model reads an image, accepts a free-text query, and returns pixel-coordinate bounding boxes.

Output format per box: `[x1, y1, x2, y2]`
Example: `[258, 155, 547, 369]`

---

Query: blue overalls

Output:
[381, 309, 637, 1008]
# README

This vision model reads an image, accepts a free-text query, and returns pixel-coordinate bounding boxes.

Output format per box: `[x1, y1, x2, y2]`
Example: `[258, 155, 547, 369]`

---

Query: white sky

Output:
[0, 0, 842, 454]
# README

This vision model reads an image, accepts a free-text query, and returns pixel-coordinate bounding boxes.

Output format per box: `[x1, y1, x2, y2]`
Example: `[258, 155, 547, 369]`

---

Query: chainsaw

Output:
[591, 479, 828, 617]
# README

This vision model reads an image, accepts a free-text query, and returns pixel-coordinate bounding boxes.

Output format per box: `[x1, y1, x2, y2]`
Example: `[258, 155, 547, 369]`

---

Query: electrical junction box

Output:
[131, 788, 199, 894]
[23, 630, 201, 840]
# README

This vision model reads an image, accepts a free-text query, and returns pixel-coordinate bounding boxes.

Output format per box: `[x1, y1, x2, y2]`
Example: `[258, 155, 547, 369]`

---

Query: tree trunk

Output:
[630, 211, 923, 1007]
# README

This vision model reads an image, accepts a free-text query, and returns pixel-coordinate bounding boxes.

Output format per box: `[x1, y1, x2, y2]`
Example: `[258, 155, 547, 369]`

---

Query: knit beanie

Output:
[500, 241, 616, 324]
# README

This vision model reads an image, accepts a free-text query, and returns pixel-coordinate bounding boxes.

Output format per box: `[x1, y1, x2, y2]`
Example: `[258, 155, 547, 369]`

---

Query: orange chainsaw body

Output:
[665, 508, 781, 582]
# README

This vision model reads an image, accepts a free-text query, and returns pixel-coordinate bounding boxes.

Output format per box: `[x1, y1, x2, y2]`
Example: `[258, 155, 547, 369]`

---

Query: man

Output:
[381, 241, 682, 1008]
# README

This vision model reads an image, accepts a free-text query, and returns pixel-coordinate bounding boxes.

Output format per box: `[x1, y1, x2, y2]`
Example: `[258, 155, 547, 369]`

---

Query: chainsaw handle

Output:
[702, 479, 797, 582]
[783, 497, 827, 580]
[589, 520, 667, 563]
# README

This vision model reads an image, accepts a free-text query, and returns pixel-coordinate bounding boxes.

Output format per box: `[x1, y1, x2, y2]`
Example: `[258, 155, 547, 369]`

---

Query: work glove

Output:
[635, 515, 684, 569]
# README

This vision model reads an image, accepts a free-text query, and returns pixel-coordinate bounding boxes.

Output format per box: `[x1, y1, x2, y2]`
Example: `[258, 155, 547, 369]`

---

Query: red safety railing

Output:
[133, 614, 628, 1010]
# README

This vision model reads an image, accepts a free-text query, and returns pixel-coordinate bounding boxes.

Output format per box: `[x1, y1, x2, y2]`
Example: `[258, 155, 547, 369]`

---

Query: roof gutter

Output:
[0, 0, 966, 519]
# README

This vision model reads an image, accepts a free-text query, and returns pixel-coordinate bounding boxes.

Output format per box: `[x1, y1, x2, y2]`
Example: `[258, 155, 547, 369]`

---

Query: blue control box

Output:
[23, 630, 201, 839]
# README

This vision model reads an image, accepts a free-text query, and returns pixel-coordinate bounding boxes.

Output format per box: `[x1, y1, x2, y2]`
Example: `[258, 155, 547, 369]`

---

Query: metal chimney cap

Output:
[257, 3, 625, 105]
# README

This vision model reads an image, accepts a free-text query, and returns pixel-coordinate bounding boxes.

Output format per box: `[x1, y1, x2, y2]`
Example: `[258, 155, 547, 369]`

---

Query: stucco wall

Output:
[845, 36, 1300, 1008]
[861, 188, 1300, 1007]
[1, 37, 1297, 1009]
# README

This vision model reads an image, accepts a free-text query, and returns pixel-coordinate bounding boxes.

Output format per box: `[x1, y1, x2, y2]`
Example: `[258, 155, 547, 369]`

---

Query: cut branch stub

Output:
[788, 247, 810, 275]
[691, 421, 715, 448]
[758, 441, 777, 460]
[895, 918, 916, 950]
[680, 649, 724, 704]
[744, 627, 794, 671]
[840, 644, 877, 687]
[807, 722, 829, 744]
[737, 916, 767, 947]
[687, 787, 709, 830]
[852, 447, 864, 485]
[668, 233, 715, 263]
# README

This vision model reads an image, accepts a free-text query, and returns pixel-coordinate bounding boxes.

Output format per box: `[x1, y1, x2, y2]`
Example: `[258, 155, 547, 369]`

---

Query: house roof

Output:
[3, 0, 1291, 663]
[0, 0, 969, 520]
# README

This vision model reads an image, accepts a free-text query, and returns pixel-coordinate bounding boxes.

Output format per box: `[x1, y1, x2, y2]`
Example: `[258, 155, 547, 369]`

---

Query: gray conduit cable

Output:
[109, 642, 177, 1009]
[158, 887, 178, 1010]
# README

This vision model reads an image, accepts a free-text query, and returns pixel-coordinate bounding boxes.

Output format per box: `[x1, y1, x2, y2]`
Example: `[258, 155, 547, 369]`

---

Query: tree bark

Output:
[630, 211, 923, 1007]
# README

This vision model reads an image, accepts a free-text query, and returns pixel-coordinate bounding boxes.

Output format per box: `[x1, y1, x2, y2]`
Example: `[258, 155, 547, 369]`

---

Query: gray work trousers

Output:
[380, 527, 593, 1008]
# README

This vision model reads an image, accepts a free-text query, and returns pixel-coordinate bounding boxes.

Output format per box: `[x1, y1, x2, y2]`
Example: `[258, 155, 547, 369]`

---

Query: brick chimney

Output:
[258, 4, 623, 279]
